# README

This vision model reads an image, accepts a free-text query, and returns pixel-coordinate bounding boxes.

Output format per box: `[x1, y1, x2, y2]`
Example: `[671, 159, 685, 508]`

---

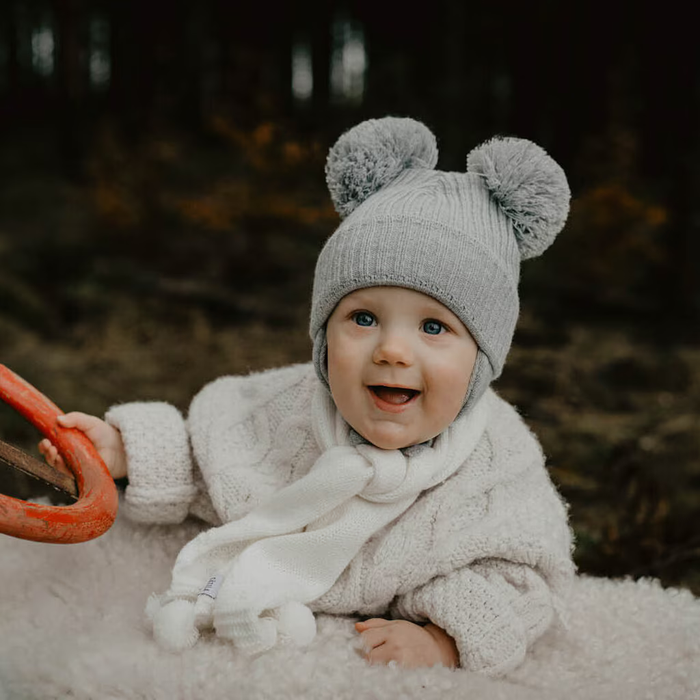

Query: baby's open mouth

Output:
[368, 386, 420, 405]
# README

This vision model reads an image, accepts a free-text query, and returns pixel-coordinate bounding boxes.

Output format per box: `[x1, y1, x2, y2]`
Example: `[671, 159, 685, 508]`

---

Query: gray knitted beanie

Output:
[310, 117, 570, 414]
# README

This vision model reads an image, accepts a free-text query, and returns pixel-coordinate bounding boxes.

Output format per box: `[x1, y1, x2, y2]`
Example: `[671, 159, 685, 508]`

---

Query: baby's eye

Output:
[423, 320, 445, 335]
[353, 311, 376, 327]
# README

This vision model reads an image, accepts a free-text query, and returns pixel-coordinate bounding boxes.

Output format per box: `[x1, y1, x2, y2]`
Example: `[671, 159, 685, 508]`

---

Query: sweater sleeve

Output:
[105, 402, 200, 524]
[391, 559, 558, 676]
[185, 363, 319, 523]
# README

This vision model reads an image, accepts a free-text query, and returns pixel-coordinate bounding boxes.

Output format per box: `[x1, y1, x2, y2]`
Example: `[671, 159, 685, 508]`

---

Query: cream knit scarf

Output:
[148, 384, 491, 654]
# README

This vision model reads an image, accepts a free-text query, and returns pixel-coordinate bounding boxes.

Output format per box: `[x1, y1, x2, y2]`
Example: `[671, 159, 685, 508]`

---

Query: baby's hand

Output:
[355, 618, 459, 669]
[38, 412, 127, 480]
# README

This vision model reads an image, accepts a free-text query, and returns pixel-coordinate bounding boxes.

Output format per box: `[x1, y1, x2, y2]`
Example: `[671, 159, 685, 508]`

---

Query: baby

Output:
[40, 117, 575, 676]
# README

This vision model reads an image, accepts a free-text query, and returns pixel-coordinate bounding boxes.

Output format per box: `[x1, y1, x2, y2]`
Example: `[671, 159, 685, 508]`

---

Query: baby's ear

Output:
[467, 137, 570, 259]
[325, 117, 438, 219]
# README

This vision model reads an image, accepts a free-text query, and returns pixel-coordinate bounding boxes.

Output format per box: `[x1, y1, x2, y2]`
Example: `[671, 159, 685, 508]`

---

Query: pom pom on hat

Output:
[312, 117, 573, 406]
[326, 117, 438, 219]
[467, 136, 570, 259]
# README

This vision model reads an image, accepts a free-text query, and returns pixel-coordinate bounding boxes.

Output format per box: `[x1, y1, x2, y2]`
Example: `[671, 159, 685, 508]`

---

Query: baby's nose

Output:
[372, 332, 414, 365]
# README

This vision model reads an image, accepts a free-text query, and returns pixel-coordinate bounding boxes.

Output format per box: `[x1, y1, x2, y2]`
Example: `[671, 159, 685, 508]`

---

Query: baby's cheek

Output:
[425, 377, 467, 428]
[443, 360, 472, 402]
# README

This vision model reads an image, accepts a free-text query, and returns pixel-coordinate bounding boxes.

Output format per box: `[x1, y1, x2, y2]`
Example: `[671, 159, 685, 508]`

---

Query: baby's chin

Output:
[354, 424, 435, 451]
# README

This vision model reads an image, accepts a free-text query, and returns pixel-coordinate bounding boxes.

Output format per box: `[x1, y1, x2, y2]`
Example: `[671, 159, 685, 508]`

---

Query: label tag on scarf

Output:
[199, 574, 223, 600]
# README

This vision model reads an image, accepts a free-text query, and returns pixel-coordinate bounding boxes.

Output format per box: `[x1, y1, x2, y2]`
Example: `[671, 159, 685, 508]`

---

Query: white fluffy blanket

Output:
[1, 508, 698, 700]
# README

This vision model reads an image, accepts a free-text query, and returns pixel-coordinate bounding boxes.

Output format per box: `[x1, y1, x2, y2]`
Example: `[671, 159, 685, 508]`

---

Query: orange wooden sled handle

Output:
[0, 364, 118, 543]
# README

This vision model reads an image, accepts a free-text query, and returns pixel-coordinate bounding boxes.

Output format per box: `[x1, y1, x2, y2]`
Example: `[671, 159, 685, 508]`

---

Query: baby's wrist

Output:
[424, 623, 459, 668]
[110, 454, 127, 480]
[108, 427, 128, 480]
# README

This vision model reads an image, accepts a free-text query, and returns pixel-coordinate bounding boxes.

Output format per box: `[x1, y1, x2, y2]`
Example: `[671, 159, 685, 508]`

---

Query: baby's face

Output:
[326, 286, 478, 450]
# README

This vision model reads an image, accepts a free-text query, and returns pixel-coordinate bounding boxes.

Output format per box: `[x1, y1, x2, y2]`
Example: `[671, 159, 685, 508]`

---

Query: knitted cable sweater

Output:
[105, 362, 575, 676]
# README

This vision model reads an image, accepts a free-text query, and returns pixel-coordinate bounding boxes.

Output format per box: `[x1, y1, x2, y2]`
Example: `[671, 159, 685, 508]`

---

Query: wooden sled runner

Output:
[0, 364, 117, 543]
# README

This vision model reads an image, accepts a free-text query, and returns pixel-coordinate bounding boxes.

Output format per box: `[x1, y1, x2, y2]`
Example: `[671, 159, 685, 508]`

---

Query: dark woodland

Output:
[1, 0, 699, 593]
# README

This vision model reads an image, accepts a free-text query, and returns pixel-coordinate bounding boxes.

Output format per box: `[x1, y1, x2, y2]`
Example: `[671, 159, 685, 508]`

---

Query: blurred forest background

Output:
[0, 0, 699, 593]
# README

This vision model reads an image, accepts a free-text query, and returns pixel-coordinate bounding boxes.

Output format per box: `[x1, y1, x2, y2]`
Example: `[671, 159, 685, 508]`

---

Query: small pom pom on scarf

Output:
[467, 137, 570, 259]
[273, 601, 317, 647]
[326, 117, 439, 219]
[150, 598, 200, 652]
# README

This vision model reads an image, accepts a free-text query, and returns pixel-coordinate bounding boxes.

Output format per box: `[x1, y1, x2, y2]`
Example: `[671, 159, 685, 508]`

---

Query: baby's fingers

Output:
[37, 438, 67, 471]
[355, 618, 392, 632]
[57, 412, 112, 447]
[356, 618, 393, 656]
[357, 627, 389, 655]
[366, 643, 397, 666]
[57, 411, 98, 431]
[38, 438, 55, 460]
